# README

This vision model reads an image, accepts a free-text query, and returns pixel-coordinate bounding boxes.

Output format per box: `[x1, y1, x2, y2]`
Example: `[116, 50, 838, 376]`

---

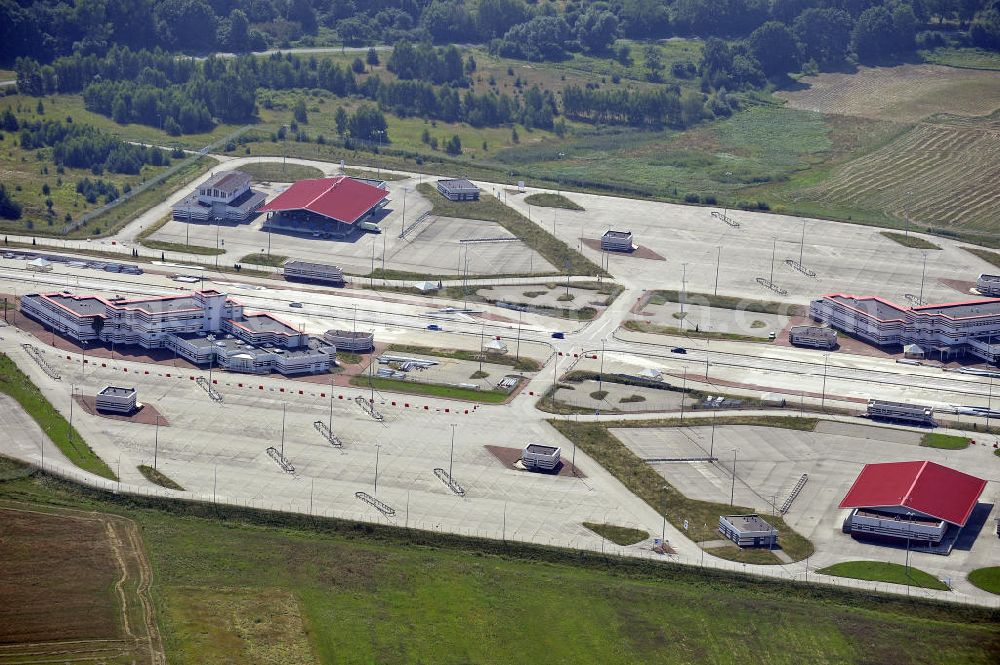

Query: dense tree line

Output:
[562, 84, 710, 129]
[15, 118, 170, 175]
[2, 0, 996, 68]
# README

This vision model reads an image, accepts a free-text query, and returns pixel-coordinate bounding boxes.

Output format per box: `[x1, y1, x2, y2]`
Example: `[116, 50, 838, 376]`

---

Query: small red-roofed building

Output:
[839, 461, 987, 548]
[259, 176, 388, 236]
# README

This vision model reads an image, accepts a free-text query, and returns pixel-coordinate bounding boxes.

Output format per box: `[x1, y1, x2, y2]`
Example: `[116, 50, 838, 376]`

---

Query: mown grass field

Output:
[968, 566, 1000, 595]
[349, 374, 510, 403]
[1, 460, 997, 665]
[237, 162, 323, 182]
[920, 432, 970, 450]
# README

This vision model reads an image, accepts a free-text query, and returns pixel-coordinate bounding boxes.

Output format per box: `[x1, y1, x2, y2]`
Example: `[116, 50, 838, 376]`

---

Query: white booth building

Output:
[521, 443, 561, 471]
[95, 386, 137, 414]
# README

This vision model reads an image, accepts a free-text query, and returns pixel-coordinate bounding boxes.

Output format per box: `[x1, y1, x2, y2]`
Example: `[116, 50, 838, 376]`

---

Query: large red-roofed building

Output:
[839, 461, 986, 546]
[259, 176, 388, 235]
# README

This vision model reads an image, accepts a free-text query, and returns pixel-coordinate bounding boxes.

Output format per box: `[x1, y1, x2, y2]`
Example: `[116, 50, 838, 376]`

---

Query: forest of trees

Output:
[8, 115, 171, 175]
[2, 1, 997, 66]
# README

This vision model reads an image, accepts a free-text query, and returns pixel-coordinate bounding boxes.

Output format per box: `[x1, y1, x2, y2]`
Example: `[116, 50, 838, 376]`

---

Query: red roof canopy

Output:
[838, 461, 986, 526]
[259, 176, 387, 224]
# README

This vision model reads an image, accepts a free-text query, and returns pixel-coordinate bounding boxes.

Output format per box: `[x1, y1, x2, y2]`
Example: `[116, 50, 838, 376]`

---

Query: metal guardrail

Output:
[459, 236, 523, 244]
[780, 474, 808, 515]
[711, 210, 740, 228]
[266, 446, 295, 474]
[784, 259, 816, 277]
[756, 277, 788, 296]
[63, 125, 252, 235]
[355, 491, 395, 516]
[21, 343, 61, 380]
[195, 376, 223, 402]
[355, 395, 384, 421]
[433, 468, 466, 496]
[399, 211, 431, 239]
[313, 420, 343, 448]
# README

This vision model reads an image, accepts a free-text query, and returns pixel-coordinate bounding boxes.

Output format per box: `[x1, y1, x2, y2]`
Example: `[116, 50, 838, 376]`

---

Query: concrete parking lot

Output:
[613, 421, 1000, 582]
[149, 179, 555, 277]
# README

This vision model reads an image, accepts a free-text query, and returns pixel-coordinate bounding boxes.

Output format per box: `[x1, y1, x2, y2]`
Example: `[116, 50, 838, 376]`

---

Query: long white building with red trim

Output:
[810, 293, 1000, 362]
[19, 289, 334, 375]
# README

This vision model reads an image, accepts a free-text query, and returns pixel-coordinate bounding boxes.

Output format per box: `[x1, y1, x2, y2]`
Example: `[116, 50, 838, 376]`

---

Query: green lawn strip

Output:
[237, 162, 324, 182]
[582, 522, 648, 546]
[704, 544, 781, 565]
[0, 353, 116, 480]
[138, 465, 184, 491]
[920, 432, 971, 450]
[415, 182, 604, 277]
[67, 155, 218, 239]
[963, 246, 1000, 270]
[968, 567, 1000, 595]
[140, 239, 225, 256]
[921, 47, 1000, 70]
[647, 290, 807, 316]
[624, 319, 769, 342]
[348, 375, 508, 403]
[239, 252, 288, 267]
[385, 343, 541, 372]
[6, 457, 995, 664]
[880, 231, 942, 250]
[524, 193, 585, 210]
[442, 281, 619, 321]
[343, 167, 408, 181]
[817, 561, 949, 591]
[548, 417, 816, 563]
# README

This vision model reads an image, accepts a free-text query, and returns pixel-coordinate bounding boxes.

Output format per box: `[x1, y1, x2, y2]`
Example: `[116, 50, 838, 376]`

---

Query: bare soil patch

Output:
[73, 394, 169, 426]
[0, 502, 164, 664]
[484, 445, 586, 477]
[582, 238, 665, 261]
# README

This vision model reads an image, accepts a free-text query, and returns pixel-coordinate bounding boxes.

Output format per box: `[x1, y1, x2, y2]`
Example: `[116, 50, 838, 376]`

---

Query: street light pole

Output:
[799, 219, 806, 268]
[918, 251, 928, 305]
[821, 353, 830, 410]
[449, 424, 456, 479]
[478, 318, 486, 373]
[154, 414, 160, 470]
[730, 448, 737, 506]
[515, 309, 522, 362]
[598, 339, 605, 393]
[769, 236, 777, 286]
[680, 262, 688, 329]
[714, 246, 721, 296]
[280, 402, 286, 458]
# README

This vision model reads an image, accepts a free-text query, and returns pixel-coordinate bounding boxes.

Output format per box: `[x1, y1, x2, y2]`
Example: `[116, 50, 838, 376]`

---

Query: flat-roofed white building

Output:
[95, 386, 137, 414]
[977, 273, 1000, 297]
[600, 229, 636, 252]
[19, 289, 332, 376]
[282, 260, 345, 285]
[323, 329, 374, 352]
[810, 292, 1000, 362]
[521, 443, 560, 471]
[719, 514, 778, 548]
[436, 178, 480, 201]
[173, 170, 266, 223]
[866, 399, 935, 426]
[788, 324, 838, 349]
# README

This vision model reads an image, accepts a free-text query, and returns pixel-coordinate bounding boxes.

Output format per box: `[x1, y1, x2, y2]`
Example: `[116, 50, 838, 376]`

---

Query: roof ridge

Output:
[901, 460, 928, 508]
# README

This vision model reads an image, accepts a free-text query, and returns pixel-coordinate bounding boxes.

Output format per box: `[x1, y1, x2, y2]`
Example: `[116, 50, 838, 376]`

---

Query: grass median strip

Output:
[582, 522, 648, 546]
[385, 343, 541, 372]
[524, 193, 585, 210]
[880, 232, 942, 250]
[0, 353, 116, 480]
[920, 432, 971, 450]
[240, 252, 288, 267]
[817, 561, 949, 590]
[623, 319, 769, 342]
[416, 182, 604, 277]
[548, 416, 816, 564]
[138, 465, 185, 491]
[349, 375, 509, 403]
[141, 239, 225, 256]
[647, 290, 807, 316]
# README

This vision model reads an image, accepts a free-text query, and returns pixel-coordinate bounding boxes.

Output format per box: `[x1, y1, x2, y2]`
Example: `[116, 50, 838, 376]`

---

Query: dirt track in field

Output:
[0, 501, 164, 665]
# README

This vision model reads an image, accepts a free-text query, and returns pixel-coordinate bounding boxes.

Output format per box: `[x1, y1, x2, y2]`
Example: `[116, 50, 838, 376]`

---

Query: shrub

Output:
[684, 193, 700, 203]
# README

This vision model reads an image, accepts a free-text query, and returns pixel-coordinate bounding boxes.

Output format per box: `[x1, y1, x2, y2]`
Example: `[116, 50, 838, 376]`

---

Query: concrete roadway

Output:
[3, 156, 1000, 606]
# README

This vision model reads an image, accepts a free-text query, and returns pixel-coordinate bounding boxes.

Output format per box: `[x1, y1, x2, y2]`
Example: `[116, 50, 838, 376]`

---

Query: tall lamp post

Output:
[730, 448, 738, 507]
